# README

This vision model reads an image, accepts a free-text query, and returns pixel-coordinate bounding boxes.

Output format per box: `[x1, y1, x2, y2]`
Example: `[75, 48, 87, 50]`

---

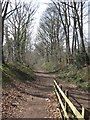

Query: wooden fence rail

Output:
[53, 80, 85, 120]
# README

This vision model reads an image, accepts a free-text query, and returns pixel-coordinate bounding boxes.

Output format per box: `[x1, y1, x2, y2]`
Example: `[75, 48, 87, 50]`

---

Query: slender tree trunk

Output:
[73, 1, 89, 65]
[64, 2, 71, 64]
[2, 1, 9, 63]
[0, 2, 2, 64]
[2, 19, 4, 63]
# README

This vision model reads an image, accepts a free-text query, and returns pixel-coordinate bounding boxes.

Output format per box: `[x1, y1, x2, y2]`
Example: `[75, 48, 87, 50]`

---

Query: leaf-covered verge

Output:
[0, 63, 36, 118]
[57, 65, 90, 91]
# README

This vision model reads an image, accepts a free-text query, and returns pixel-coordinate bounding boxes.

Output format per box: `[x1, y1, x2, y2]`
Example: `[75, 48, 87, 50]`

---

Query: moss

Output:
[10, 62, 35, 79]
[0, 63, 36, 87]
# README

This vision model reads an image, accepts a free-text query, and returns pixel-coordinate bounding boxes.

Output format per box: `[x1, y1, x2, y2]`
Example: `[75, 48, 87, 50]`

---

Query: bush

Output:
[74, 52, 87, 69]
[76, 78, 84, 84]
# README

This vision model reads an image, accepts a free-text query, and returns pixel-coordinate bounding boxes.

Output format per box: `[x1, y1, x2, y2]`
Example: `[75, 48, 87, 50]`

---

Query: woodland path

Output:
[2, 68, 90, 119]
[17, 71, 56, 118]
[3, 67, 61, 118]
[14, 71, 90, 119]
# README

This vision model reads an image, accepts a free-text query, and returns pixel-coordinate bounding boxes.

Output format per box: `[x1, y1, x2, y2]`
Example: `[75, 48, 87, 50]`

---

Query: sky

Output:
[31, 0, 51, 43]
[19, 0, 51, 45]
[24, 0, 89, 39]
[10, 0, 89, 46]
[3, 0, 50, 46]
[31, 0, 89, 46]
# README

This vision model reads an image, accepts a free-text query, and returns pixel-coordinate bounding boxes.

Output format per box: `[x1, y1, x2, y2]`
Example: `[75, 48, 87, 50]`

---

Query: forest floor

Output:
[2, 65, 90, 119]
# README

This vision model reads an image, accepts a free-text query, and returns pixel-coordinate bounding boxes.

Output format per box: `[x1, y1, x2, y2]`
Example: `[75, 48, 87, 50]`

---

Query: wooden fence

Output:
[54, 80, 86, 120]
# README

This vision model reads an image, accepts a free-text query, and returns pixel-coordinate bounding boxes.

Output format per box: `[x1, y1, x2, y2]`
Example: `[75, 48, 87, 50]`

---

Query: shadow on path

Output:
[9, 72, 55, 99]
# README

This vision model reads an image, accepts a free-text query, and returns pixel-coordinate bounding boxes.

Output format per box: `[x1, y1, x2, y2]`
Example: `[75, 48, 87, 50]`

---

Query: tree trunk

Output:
[0, 2, 2, 64]
[2, 18, 4, 63]
[73, 1, 89, 65]
[2, 1, 9, 64]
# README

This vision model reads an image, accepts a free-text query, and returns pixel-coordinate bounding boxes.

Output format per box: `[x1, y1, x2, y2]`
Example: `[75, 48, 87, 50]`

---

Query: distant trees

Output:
[36, 4, 64, 67]
[1, 0, 89, 68]
[2, 0, 21, 63]
[52, 1, 71, 64]
[35, 0, 89, 69]
[71, 1, 89, 65]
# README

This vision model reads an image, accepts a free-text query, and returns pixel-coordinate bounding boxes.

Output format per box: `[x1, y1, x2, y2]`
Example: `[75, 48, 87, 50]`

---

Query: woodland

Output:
[0, 0, 90, 119]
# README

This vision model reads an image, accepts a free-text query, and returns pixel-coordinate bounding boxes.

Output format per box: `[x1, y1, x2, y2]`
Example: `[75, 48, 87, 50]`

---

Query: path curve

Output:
[9, 71, 60, 118]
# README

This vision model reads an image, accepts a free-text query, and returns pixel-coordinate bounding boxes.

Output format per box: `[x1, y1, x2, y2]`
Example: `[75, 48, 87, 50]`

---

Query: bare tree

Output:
[71, 1, 89, 65]
[36, 3, 64, 65]
[4, 0, 37, 63]
[1, 0, 22, 63]
[51, 1, 71, 64]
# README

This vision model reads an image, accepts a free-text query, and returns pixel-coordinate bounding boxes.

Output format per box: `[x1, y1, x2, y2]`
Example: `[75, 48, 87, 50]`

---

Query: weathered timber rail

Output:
[54, 80, 86, 120]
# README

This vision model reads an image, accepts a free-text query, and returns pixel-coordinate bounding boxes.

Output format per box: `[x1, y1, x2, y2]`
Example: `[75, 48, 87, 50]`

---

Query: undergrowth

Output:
[57, 65, 90, 90]
[42, 61, 59, 72]
[0, 62, 36, 87]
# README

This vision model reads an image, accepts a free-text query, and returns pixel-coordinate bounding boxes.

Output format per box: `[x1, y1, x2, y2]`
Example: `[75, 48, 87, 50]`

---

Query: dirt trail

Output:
[17, 72, 56, 118]
[3, 68, 62, 118]
[15, 71, 90, 119]
[2, 68, 90, 119]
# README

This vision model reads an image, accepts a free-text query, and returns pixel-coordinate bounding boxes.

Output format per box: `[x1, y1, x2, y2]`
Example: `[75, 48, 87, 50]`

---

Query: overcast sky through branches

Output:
[15, 0, 88, 48]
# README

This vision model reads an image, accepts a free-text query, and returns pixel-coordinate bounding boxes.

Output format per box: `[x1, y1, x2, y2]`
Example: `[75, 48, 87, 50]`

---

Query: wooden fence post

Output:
[60, 85, 62, 90]
[82, 107, 88, 119]
[65, 90, 69, 113]
[60, 85, 62, 100]
[54, 80, 85, 120]
[82, 107, 85, 118]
